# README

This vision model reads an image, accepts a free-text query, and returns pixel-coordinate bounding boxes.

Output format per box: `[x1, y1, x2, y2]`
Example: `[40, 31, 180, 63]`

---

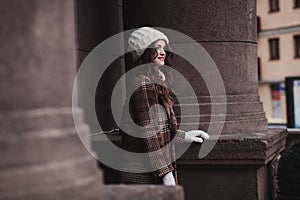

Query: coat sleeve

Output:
[167, 89, 186, 143]
[168, 103, 186, 143]
[175, 129, 186, 143]
[130, 76, 174, 178]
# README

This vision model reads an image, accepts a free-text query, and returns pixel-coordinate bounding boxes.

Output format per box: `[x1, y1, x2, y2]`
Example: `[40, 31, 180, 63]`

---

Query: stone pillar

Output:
[0, 0, 103, 199]
[76, 0, 125, 132]
[76, 0, 126, 184]
[123, 0, 287, 199]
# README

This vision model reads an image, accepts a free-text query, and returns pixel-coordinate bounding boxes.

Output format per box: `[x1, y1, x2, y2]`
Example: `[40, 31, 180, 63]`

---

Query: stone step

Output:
[173, 101, 263, 115]
[178, 129, 287, 162]
[0, 155, 103, 199]
[0, 125, 90, 170]
[174, 94, 260, 104]
[0, 108, 83, 134]
[177, 112, 266, 123]
[179, 118, 268, 134]
[103, 185, 184, 200]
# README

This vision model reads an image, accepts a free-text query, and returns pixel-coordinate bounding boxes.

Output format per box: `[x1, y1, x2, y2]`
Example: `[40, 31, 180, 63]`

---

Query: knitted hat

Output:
[128, 27, 169, 56]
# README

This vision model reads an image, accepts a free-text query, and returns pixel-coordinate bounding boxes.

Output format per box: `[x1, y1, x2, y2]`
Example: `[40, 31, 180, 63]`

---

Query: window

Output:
[269, 38, 280, 60]
[286, 77, 300, 128]
[295, 0, 300, 8]
[270, 83, 281, 119]
[257, 16, 261, 32]
[294, 35, 300, 58]
[258, 57, 261, 80]
[269, 0, 280, 12]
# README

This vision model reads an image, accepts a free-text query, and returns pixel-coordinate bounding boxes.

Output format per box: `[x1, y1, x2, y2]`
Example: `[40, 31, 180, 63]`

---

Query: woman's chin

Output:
[153, 61, 164, 66]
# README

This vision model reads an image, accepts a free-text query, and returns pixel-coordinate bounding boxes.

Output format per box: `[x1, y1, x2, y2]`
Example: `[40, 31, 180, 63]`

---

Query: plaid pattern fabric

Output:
[120, 74, 185, 184]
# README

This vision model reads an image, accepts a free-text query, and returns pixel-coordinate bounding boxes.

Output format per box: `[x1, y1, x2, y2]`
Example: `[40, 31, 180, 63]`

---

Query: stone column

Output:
[76, 0, 126, 183]
[76, 0, 126, 133]
[123, 0, 287, 199]
[0, 0, 103, 199]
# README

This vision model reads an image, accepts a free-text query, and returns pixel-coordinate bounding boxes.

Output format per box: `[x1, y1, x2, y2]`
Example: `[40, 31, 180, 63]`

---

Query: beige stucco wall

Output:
[258, 83, 287, 124]
[257, 31, 300, 81]
[257, 0, 300, 123]
[259, 84, 272, 119]
[258, 31, 299, 123]
[257, 0, 300, 29]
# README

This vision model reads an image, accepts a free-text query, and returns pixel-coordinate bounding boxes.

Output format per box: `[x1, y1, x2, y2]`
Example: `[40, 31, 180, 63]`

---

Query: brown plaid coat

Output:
[119, 73, 185, 185]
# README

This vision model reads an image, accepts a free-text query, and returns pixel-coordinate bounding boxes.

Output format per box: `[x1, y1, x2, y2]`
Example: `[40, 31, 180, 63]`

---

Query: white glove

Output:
[162, 172, 176, 186]
[184, 130, 209, 143]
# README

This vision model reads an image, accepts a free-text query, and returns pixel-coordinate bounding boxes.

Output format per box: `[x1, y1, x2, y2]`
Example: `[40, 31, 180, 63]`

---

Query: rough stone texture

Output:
[179, 118, 268, 135]
[178, 112, 266, 122]
[0, 108, 83, 134]
[178, 129, 287, 164]
[176, 94, 260, 104]
[0, 0, 76, 110]
[178, 165, 265, 200]
[0, 110, 90, 169]
[76, 0, 126, 132]
[94, 56, 125, 132]
[173, 94, 268, 134]
[0, 155, 102, 199]
[170, 42, 258, 96]
[176, 129, 287, 200]
[3, 176, 104, 200]
[104, 185, 184, 200]
[174, 102, 263, 116]
[173, 95, 268, 134]
[77, 50, 126, 133]
[200, 42, 258, 96]
[123, 0, 256, 42]
[76, 0, 123, 51]
[0, 1, 103, 199]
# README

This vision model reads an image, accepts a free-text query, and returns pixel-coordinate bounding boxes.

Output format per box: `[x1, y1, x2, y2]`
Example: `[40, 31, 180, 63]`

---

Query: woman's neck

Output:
[158, 68, 166, 81]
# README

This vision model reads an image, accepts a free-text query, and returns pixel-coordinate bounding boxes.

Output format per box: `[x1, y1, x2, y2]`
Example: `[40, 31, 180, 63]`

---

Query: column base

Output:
[177, 129, 287, 200]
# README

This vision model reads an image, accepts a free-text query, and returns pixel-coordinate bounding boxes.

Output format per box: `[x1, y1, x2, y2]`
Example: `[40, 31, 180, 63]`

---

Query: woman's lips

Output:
[158, 57, 165, 61]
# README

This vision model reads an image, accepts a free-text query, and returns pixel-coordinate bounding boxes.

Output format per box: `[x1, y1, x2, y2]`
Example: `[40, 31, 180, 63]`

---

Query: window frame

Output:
[269, 38, 280, 60]
[294, 0, 300, 8]
[269, 0, 280, 12]
[294, 35, 300, 58]
[257, 57, 261, 81]
[257, 16, 261, 33]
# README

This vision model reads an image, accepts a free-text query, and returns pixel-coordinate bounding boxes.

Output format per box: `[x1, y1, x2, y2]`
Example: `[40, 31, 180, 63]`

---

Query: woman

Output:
[120, 27, 209, 186]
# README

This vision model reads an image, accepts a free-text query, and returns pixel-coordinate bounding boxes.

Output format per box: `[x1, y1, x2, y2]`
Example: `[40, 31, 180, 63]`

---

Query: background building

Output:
[257, 0, 300, 125]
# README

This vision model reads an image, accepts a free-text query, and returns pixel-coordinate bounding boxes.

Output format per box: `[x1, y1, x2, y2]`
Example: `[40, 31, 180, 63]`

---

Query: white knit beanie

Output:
[128, 27, 169, 56]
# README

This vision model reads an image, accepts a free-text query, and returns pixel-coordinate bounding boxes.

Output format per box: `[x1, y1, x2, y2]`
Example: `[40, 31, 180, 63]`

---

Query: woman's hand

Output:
[184, 130, 209, 143]
[162, 172, 176, 186]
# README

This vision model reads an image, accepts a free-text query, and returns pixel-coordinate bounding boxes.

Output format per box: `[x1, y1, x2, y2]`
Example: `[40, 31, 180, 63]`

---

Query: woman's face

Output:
[152, 40, 166, 66]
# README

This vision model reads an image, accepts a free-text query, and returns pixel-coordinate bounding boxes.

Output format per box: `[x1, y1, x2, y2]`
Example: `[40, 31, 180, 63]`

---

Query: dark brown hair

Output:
[130, 40, 175, 107]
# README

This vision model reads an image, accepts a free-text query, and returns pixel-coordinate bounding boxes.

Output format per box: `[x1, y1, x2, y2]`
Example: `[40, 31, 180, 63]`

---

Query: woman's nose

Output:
[159, 48, 166, 55]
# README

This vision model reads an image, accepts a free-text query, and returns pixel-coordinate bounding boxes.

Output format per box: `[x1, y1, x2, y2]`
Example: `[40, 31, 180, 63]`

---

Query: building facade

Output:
[257, 0, 300, 124]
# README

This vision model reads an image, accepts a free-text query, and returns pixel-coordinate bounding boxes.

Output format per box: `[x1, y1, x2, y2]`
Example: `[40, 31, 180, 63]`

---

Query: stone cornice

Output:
[177, 129, 287, 166]
[258, 25, 300, 37]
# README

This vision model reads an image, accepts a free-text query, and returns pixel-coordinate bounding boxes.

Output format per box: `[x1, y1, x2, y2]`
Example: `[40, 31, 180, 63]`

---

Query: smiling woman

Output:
[152, 40, 167, 66]
[119, 27, 209, 186]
